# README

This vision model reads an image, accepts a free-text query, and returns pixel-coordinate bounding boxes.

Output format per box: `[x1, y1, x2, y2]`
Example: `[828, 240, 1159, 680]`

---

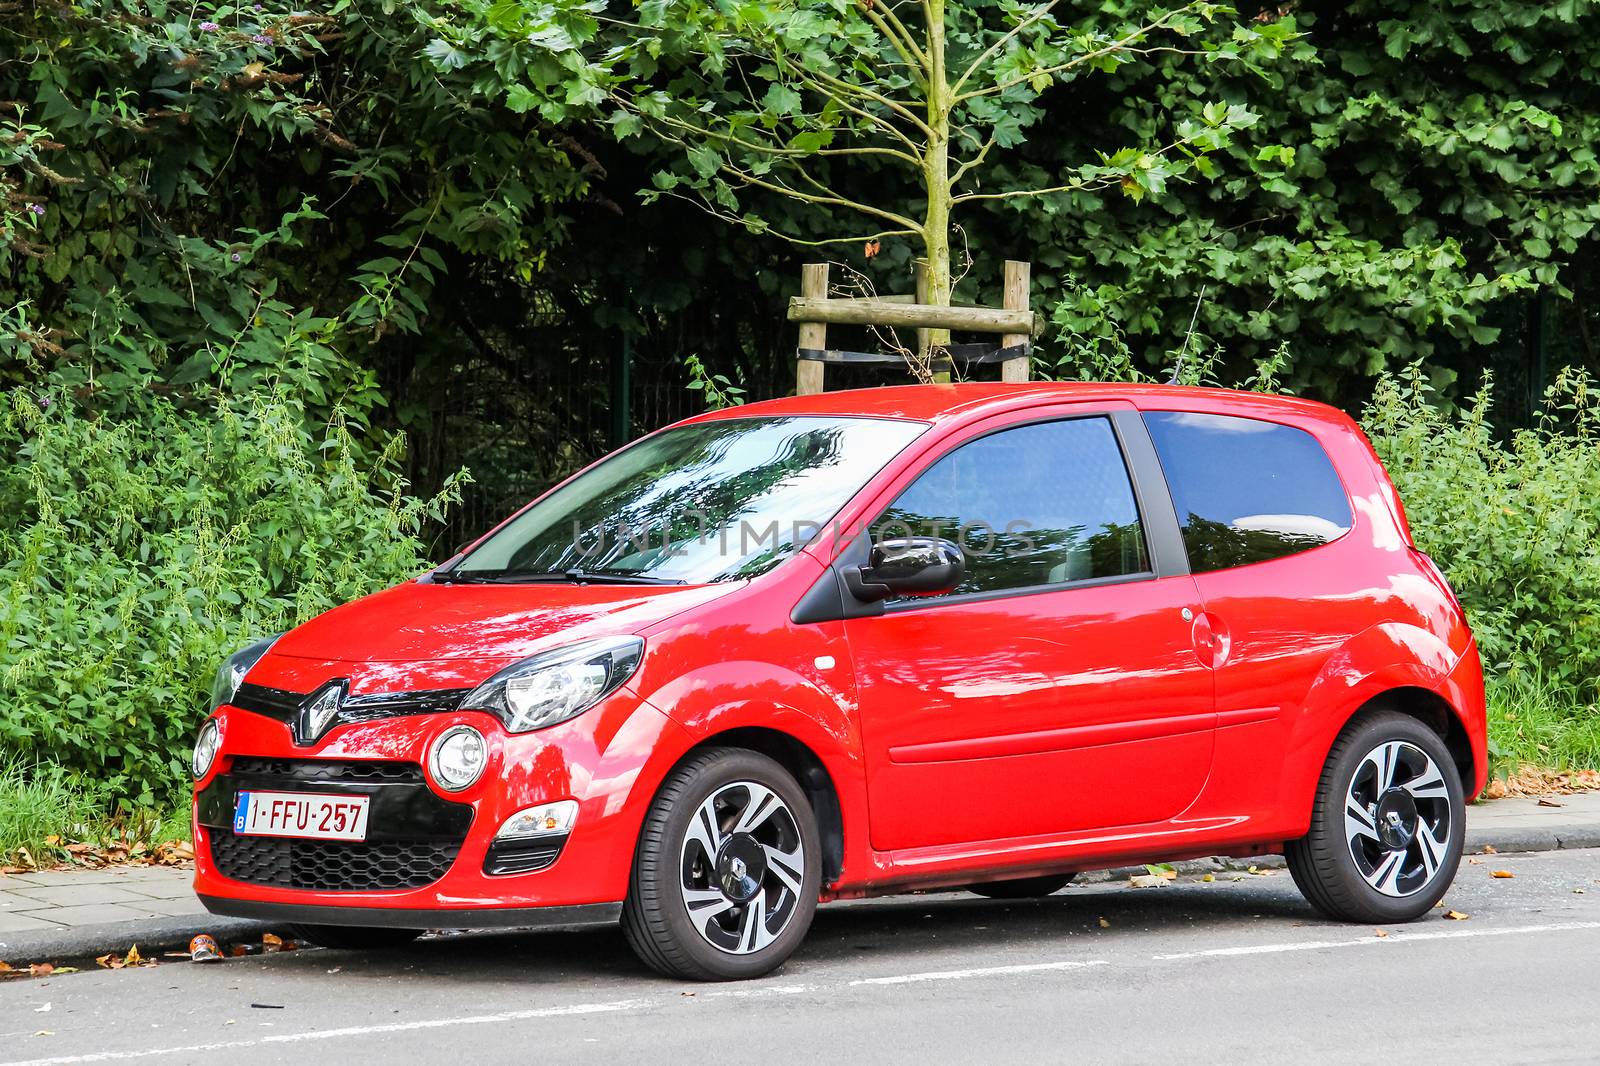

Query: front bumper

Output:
[200, 895, 622, 931]
[193, 684, 682, 923]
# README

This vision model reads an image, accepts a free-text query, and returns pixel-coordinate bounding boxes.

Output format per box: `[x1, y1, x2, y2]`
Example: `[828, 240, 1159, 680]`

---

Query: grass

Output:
[1486, 671, 1600, 775]
[0, 755, 188, 865]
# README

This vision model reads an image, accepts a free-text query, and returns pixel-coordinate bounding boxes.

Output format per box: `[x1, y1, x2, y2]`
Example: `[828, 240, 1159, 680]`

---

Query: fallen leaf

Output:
[1575, 889, 1586, 895]
[1443, 910, 1470, 921]
[1537, 798, 1564, 808]
[1374, 929, 1389, 938]
[1491, 870, 1514, 879]
[1098, 917, 1110, 928]
[1482, 844, 1498, 855]
[1200, 873, 1214, 882]
[29, 963, 53, 977]
[262, 932, 284, 953]
[95, 953, 118, 970]
[0, 961, 12, 974]
[34, 1002, 50, 1013]
[1128, 874, 1168, 889]
[1468, 857, 1483, 865]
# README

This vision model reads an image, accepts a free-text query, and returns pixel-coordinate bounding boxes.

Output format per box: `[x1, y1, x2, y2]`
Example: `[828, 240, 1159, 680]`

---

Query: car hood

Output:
[270, 577, 737, 665]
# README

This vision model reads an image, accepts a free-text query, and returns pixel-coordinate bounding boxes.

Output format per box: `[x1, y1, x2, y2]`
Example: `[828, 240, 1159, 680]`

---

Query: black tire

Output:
[622, 748, 821, 981]
[966, 873, 1076, 899]
[282, 924, 424, 950]
[1286, 711, 1465, 924]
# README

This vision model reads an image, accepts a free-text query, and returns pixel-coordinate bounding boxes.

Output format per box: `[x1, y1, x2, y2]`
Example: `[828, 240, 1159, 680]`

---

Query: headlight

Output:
[192, 719, 221, 779]
[463, 636, 644, 733]
[429, 725, 487, 791]
[208, 634, 282, 711]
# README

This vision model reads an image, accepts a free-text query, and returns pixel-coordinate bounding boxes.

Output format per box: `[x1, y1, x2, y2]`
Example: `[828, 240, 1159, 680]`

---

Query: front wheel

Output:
[1286, 711, 1465, 923]
[622, 749, 821, 981]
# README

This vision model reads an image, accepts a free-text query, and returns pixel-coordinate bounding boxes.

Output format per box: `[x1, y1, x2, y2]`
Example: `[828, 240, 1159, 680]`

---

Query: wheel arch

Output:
[671, 727, 846, 885]
[1282, 623, 1486, 833]
[1335, 687, 1476, 793]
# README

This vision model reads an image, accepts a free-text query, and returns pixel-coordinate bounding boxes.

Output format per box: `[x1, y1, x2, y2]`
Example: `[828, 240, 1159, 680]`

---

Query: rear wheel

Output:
[966, 874, 1076, 899]
[282, 924, 424, 950]
[623, 749, 821, 981]
[1286, 711, 1464, 923]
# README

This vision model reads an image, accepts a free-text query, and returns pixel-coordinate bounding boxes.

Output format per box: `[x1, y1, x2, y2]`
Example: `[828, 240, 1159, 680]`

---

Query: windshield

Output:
[448, 415, 927, 584]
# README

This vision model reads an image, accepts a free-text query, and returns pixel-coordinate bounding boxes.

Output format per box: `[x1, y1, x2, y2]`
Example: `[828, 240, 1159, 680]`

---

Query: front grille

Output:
[228, 757, 423, 784]
[210, 832, 460, 891]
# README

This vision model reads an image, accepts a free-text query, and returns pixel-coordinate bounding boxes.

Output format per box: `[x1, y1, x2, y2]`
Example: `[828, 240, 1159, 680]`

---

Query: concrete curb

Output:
[0, 915, 273, 965]
[1465, 825, 1600, 854]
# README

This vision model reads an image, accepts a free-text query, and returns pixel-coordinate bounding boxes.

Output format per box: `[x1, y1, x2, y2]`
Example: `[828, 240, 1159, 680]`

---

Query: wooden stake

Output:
[796, 263, 829, 395]
[787, 298, 1035, 334]
[1000, 260, 1030, 383]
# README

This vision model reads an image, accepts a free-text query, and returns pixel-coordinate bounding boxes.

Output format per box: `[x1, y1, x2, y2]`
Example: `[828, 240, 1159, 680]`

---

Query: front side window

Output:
[452, 416, 927, 584]
[871, 417, 1150, 600]
[1144, 411, 1353, 573]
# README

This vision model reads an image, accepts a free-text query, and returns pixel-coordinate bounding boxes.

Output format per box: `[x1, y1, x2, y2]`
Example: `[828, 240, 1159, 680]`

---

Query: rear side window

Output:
[872, 416, 1150, 599]
[1144, 412, 1352, 573]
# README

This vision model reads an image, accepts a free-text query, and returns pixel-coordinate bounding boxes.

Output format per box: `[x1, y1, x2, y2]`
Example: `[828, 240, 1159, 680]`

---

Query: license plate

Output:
[233, 791, 370, 842]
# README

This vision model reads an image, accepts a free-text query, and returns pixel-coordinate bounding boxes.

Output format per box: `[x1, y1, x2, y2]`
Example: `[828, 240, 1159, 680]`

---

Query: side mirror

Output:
[845, 537, 965, 603]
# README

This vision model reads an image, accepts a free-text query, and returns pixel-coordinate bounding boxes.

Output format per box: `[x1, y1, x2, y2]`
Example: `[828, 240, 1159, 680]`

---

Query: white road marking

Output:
[849, 959, 1109, 985]
[0, 999, 651, 1066]
[1150, 920, 1600, 960]
[9, 919, 1600, 1065]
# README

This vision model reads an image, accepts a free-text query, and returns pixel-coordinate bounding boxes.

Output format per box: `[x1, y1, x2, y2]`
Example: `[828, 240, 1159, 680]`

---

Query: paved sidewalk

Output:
[2, 793, 1598, 964]
[1463, 790, 1600, 853]
[0, 865, 264, 963]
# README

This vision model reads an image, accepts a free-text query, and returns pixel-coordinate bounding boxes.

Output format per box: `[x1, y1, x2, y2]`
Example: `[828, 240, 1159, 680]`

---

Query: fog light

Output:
[192, 719, 221, 779]
[429, 725, 486, 792]
[495, 800, 578, 840]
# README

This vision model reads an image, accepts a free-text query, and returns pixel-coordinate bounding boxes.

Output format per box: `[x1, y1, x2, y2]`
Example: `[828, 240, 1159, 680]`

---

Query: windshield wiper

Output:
[432, 568, 685, 586]
[560, 568, 686, 586]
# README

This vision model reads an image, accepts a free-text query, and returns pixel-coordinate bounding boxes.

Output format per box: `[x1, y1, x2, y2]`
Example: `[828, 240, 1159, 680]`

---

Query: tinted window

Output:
[872, 417, 1150, 599]
[1145, 412, 1352, 573]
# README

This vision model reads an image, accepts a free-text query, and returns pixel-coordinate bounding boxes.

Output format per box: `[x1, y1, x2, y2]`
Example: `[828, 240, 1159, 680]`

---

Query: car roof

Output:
[682, 382, 1351, 431]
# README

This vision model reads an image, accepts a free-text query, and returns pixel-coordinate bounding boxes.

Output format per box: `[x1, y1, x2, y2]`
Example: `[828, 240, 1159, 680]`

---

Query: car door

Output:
[841, 407, 1216, 852]
[1140, 409, 1368, 812]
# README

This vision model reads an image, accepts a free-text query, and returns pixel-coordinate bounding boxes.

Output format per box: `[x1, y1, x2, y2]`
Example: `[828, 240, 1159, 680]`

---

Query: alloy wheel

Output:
[679, 780, 806, 955]
[1343, 739, 1453, 898]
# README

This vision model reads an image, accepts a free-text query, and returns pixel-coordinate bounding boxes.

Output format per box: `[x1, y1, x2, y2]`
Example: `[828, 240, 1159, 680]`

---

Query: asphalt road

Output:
[4, 848, 1599, 1066]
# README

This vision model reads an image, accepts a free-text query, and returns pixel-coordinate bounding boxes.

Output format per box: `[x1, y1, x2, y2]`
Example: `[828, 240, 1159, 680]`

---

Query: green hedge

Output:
[0, 388, 465, 807]
[1364, 368, 1600, 700]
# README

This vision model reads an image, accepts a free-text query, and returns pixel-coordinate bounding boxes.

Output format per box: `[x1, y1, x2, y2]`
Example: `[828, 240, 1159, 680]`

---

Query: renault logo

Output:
[294, 680, 348, 746]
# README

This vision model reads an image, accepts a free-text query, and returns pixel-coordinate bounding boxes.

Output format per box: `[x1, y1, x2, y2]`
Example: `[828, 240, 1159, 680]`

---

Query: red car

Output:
[193, 383, 1485, 980]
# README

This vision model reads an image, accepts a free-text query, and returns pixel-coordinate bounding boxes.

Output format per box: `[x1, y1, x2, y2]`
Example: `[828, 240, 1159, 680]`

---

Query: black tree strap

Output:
[797, 341, 1030, 366]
